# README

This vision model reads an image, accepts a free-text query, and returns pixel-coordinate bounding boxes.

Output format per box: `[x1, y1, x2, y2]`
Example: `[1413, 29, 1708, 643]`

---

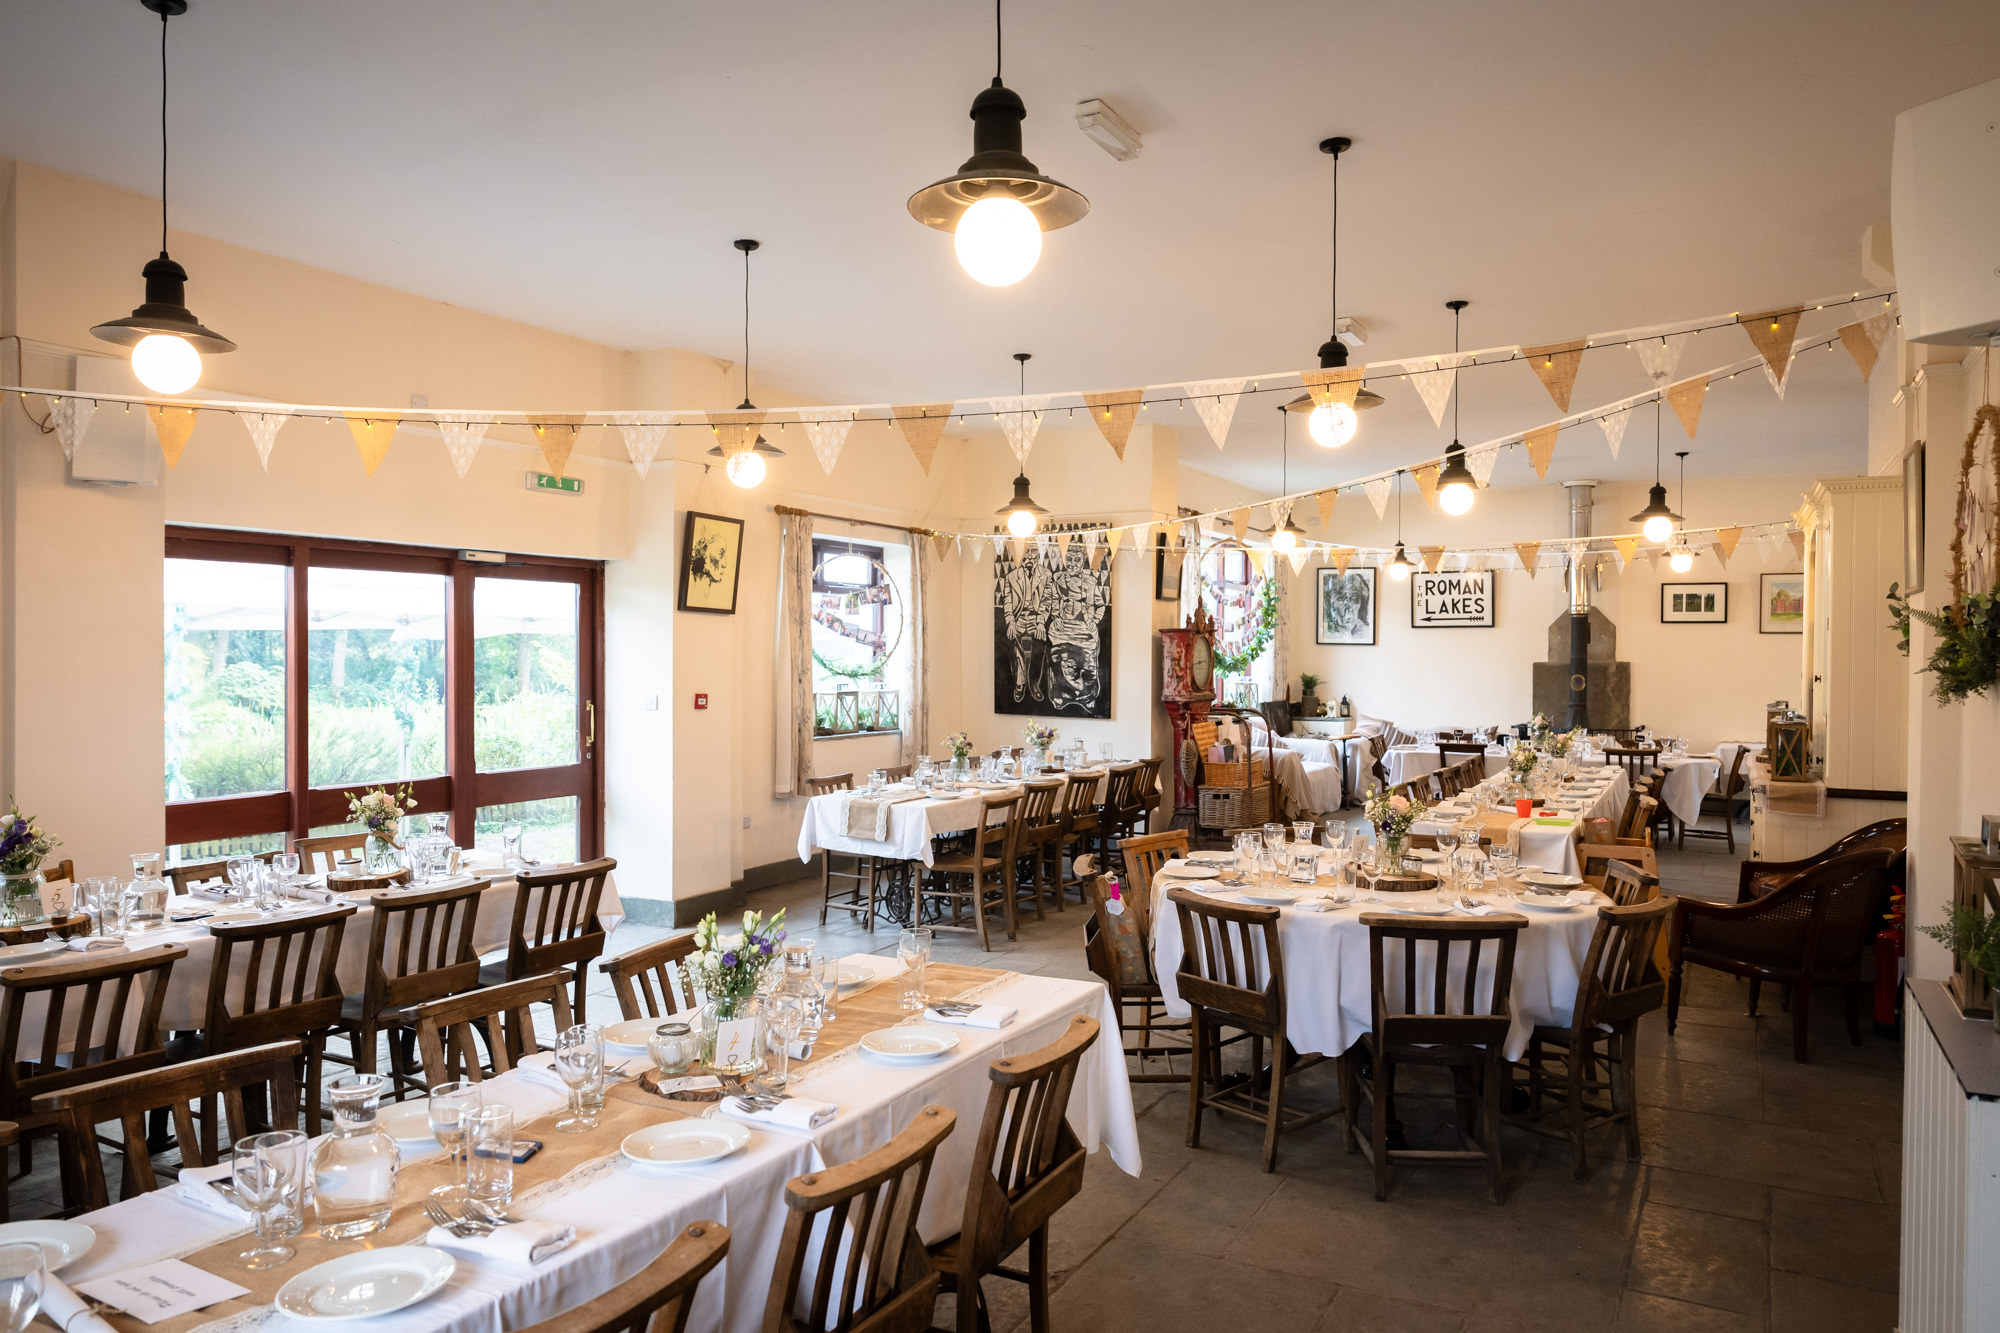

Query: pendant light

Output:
[1630, 399, 1683, 543]
[1436, 299, 1477, 516]
[706, 239, 786, 488]
[997, 352, 1047, 537]
[91, 0, 235, 394]
[907, 0, 1088, 287]
[1281, 137, 1364, 448]
[1269, 405, 1309, 553]
[1385, 469, 1415, 581]
[1668, 450, 1695, 572]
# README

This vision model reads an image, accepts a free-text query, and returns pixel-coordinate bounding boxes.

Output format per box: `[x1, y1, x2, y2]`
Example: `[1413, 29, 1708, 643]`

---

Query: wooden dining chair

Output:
[1115, 829, 1190, 949]
[930, 1016, 1100, 1333]
[1168, 888, 1335, 1173]
[810, 773, 887, 933]
[331, 877, 487, 1097]
[882, 764, 914, 783]
[1134, 758, 1165, 831]
[1012, 780, 1065, 925]
[765, 1105, 955, 1333]
[1341, 913, 1527, 1202]
[1604, 747, 1661, 782]
[195, 905, 357, 1136]
[1091, 765, 1142, 865]
[1680, 747, 1752, 852]
[1600, 859, 1659, 907]
[33, 1040, 302, 1212]
[0, 943, 186, 1197]
[164, 852, 275, 895]
[413, 970, 575, 1084]
[922, 793, 1024, 951]
[481, 857, 614, 1026]
[603, 932, 700, 1022]
[1516, 898, 1672, 1178]
[1054, 772, 1101, 906]
[1082, 864, 1188, 1084]
[294, 832, 369, 875]
[0, 1122, 14, 1222]
[521, 1221, 729, 1333]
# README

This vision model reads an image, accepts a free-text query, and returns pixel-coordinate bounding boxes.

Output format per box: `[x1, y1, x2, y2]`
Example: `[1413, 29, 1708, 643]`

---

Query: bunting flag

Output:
[1009, 536, 1027, 565]
[1524, 424, 1559, 480]
[1713, 526, 1743, 564]
[1634, 331, 1692, 386]
[1515, 542, 1540, 578]
[527, 414, 583, 477]
[1402, 357, 1458, 428]
[1103, 527, 1124, 562]
[1597, 409, 1630, 459]
[1467, 444, 1500, 486]
[707, 410, 767, 457]
[612, 413, 669, 479]
[1522, 340, 1587, 413]
[801, 407, 856, 475]
[149, 403, 199, 468]
[1247, 549, 1268, 578]
[1285, 544, 1313, 575]
[1230, 506, 1251, 542]
[1182, 378, 1247, 450]
[1762, 353, 1792, 400]
[344, 412, 400, 476]
[893, 404, 952, 475]
[1412, 463, 1441, 511]
[1300, 367, 1365, 409]
[993, 395, 1050, 470]
[1612, 536, 1639, 570]
[1665, 375, 1709, 438]
[436, 412, 495, 479]
[49, 396, 96, 462]
[1419, 545, 1445, 573]
[1364, 475, 1394, 519]
[1054, 531, 1073, 563]
[1789, 529, 1806, 561]
[1739, 307, 1804, 388]
[1331, 548, 1355, 576]
[1268, 497, 1294, 530]
[1836, 314, 1893, 382]
[1465, 553, 1489, 574]
[932, 532, 953, 563]
[237, 409, 291, 472]
[1315, 488, 1337, 530]
[1084, 390, 1144, 460]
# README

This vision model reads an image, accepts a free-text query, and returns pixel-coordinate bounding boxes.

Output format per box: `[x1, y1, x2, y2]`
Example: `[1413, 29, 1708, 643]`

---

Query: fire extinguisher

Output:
[1874, 888, 1905, 1038]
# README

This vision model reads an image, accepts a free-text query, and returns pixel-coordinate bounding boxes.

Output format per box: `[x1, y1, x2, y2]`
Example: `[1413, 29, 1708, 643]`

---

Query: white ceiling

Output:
[3, 0, 1995, 493]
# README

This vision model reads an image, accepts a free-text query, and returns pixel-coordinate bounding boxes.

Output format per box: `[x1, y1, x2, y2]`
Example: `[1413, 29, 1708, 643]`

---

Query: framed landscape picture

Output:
[1760, 573, 1806, 634]
[1661, 581, 1728, 623]
[677, 511, 744, 614]
[1409, 570, 1495, 629]
[1316, 566, 1376, 644]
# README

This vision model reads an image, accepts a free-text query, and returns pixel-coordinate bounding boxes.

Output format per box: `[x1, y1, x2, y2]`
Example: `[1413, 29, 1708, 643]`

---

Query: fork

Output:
[464, 1198, 529, 1227]
[424, 1200, 483, 1237]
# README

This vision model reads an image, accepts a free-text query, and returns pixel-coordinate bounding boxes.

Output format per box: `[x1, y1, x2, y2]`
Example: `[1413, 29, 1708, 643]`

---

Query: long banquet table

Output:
[1409, 766, 1631, 879]
[1382, 743, 1509, 789]
[61, 957, 1140, 1333]
[1577, 752, 1723, 826]
[794, 766, 1125, 868]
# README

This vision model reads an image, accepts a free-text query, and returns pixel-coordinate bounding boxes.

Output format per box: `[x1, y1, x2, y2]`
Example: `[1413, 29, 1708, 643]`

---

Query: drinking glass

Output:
[89, 880, 128, 938]
[1287, 847, 1320, 885]
[1101, 742, 1114, 763]
[1321, 823, 1350, 855]
[1488, 845, 1518, 890]
[465, 1105, 515, 1207]
[427, 1080, 482, 1202]
[897, 927, 933, 1012]
[501, 822, 526, 868]
[867, 768, 887, 793]
[274, 851, 300, 883]
[0, 1243, 44, 1333]
[766, 995, 805, 1092]
[1261, 823, 1286, 857]
[234, 1131, 303, 1269]
[81, 876, 117, 933]
[127, 876, 167, 930]
[554, 1024, 603, 1133]
[815, 954, 842, 1023]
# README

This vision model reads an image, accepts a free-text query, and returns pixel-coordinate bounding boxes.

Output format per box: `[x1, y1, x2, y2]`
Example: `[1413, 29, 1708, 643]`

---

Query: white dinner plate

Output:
[602, 1018, 661, 1050]
[0, 1221, 93, 1271]
[275, 1248, 455, 1321]
[859, 1026, 961, 1065]
[1157, 862, 1220, 880]
[1520, 871, 1584, 890]
[1517, 892, 1587, 911]
[837, 963, 878, 989]
[375, 1099, 433, 1141]
[0, 940, 66, 964]
[1405, 848, 1447, 863]
[1237, 888, 1300, 906]
[621, 1119, 751, 1168]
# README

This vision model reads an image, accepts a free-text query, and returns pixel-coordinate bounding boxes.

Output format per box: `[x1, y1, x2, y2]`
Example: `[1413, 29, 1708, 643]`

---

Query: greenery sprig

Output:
[1214, 577, 1280, 677]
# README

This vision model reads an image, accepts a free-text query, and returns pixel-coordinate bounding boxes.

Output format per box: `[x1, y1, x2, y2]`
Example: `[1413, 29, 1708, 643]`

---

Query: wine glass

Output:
[274, 850, 301, 884]
[234, 1131, 303, 1269]
[766, 995, 805, 1092]
[427, 1080, 482, 1202]
[0, 1243, 43, 1333]
[554, 1025, 602, 1133]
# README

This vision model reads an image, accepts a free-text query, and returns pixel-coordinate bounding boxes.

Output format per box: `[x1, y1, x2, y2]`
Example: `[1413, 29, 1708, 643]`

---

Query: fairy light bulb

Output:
[131, 333, 201, 394]
[954, 193, 1042, 287]
[725, 449, 766, 488]
[1307, 400, 1357, 448]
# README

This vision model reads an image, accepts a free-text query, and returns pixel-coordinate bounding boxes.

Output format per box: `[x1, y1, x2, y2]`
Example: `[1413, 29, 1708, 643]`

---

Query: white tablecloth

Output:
[1578, 753, 1722, 825]
[1150, 875, 1605, 1062]
[1411, 769, 1628, 879]
[62, 965, 1139, 1333]
[796, 769, 1123, 867]
[1383, 744, 1509, 789]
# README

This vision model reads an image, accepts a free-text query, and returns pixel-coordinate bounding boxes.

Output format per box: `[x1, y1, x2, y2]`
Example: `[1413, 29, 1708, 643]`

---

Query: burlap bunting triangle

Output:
[1054, 531, 1072, 563]
[932, 532, 953, 563]
[1789, 529, 1806, 561]
[1524, 424, 1559, 480]
[1418, 545, 1445, 574]
[344, 412, 401, 476]
[1230, 507, 1250, 542]
[1300, 367, 1365, 409]
[1248, 549, 1268, 579]
[1106, 527, 1124, 559]
[1613, 536, 1639, 568]
[436, 412, 495, 479]
[1665, 376, 1709, 438]
[149, 403, 199, 468]
[1182, 379, 1246, 450]
[1713, 526, 1743, 564]
[1084, 390, 1144, 460]
[1315, 489, 1337, 530]
[1331, 548, 1355, 577]
[893, 404, 952, 475]
[1523, 340, 1587, 413]
[612, 414, 669, 479]
[49, 397, 95, 462]
[1515, 542, 1540, 578]
[803, 409, 856, 476]
[1412, 464, 1440, 511]
[527, 414, 584, 477]
[1836, 317, 1888, 382]
[707, 410, 766, 457]
[1739, 308, 1803, 387]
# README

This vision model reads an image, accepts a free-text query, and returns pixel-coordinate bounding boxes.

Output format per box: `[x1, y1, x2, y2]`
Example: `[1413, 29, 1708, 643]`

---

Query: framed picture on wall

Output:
[1759, 573, 1806, 634]
[1661, 581, 1728, 623]
[677, 511, 745, 614]
[1154, 530, 1184, 601]
[1315, 567, 1377, 644]
[1409, 570, 1495, 628]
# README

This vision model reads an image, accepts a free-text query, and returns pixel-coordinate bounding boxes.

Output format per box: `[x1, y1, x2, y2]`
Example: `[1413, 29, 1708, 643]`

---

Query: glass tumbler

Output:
[465, 1105, 515, 1207]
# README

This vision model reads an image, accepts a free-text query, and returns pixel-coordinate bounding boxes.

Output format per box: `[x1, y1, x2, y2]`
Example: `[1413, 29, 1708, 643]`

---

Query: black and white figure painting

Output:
[1410, 570, 1495, 628]
[1316, 567, 1377, 645]
[994, 532, 1112, 718]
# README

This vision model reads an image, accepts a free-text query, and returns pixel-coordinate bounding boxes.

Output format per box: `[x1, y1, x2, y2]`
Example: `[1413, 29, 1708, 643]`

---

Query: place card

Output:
[77, 1261, 251, 1325]
[655, 1074, 724, 1095]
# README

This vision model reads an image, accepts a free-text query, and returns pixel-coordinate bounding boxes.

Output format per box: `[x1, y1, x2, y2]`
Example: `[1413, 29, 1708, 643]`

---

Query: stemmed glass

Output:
[234, 1130, 304, 1269]
[274, 850, 301, 890]
[427, 1080, 482, 1202]
[0, 1243, 43, 1333]
[766, 995, 805, 1092]
[554, 1025, 603, 1133]
[897, 928, 932, 1012]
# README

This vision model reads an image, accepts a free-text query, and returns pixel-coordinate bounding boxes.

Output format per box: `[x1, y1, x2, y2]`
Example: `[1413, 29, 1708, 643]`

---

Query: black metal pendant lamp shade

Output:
[706, 239, 784, 477]
[1629, 402, 1682, 540]
[907, 80, 1090, 233]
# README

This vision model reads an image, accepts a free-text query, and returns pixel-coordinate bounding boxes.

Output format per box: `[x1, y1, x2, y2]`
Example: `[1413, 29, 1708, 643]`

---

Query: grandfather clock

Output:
[1159, 602, 1217, 829]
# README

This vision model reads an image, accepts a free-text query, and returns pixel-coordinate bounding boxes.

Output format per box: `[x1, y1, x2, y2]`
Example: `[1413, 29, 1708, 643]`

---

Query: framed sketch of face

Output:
[677, 511, 745, 614]
[1316, 567, 1377, 645]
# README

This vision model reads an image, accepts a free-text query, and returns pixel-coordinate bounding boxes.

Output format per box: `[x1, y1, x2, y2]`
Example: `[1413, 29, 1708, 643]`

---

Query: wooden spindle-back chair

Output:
[1092, 765, 1142, 864]
[201, 905, 357, 1135]
[1114, 829, 1189, 948]
[923, 793, 1023, 951]
[333, 877, 487, 1096]
[1012, 780, 1066, 924]
[413, 970, 575, 1084]
[603, 932, 700, 1023]
[485, 857, 614, 1026]
[294, 832, 370, 876]
[1680, 746, 1752, 852]
[1054, 772, 1102, 905]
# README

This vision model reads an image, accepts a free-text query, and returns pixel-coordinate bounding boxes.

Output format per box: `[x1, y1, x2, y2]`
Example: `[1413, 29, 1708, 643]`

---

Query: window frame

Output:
[163, 526, 604, 859]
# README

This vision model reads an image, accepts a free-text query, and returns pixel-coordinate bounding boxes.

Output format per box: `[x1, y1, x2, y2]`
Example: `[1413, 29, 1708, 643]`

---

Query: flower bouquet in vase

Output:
[1506, 746, 1542, 811]
[1022, 722, 1059, 773]
[0, 801, 58, 926]
[687, 908, 787, 1076]
[1366, 786, 1428, 879]
[944, 731, 974, 781]
[347, 785, 416, 872]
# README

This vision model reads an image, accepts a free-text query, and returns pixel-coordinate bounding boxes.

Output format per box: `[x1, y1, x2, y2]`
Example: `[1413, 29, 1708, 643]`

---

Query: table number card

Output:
[713, 1017, 757, 1070]
[77, 1261, 251, 1325]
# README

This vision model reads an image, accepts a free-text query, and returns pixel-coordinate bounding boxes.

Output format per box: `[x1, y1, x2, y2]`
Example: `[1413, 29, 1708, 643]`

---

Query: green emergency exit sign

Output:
[526, 471, 583, 495]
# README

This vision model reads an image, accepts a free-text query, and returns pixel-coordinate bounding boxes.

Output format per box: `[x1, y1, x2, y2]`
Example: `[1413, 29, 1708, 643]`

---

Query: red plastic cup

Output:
[1515, 798, 1534, 818]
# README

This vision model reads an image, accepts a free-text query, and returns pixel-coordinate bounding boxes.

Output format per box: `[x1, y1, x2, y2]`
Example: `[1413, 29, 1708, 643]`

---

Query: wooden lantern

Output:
[1768, 711, 1812, 780]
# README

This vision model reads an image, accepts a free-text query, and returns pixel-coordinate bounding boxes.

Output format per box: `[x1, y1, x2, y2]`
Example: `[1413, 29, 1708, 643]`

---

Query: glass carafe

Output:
[311, 1074, 400, 1239]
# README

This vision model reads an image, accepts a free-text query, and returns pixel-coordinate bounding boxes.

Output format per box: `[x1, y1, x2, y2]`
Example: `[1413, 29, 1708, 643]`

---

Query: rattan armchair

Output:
[1736, 818, 1906, 903]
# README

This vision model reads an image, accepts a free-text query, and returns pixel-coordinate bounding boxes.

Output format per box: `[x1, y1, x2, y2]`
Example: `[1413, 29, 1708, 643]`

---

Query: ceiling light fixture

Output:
[1668, 450, 1695, 571]
[998, 351, 1048, 537]
[1074, 98, 1141, 161]
[908, 0, 1088, 287]
[1269, 406, 1309, 554]
[1310, 137, 1358, 447]
[1630, 399, 1683, 544]
[1436, 299, 1477, 516]
[707, 238, 785, 488]
[90, 0, 235, 394]
[1386, 469, 1415, 581]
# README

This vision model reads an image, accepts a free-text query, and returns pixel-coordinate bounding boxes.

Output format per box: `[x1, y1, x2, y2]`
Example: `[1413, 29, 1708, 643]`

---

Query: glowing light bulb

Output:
[1642, 514, 1674, 544]
[1669, 546, 1694, 573]
[1271, 526, 1297, 554]
[724, 449, 766, 488]
[1439, 481, 1476, 516]
[131, 334, 201, 394]
[1006, 506, 1039, 538]
[1307, 400, 1358, 448]
[1387, 551, 1413, 581]
[954, 193, 1042, 287]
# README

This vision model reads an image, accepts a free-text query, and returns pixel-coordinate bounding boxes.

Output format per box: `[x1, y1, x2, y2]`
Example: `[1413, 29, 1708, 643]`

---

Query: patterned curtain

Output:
[1268, 568, 1291, 706]
[901, 532, 931, 760]
[772, 512, 816, 796]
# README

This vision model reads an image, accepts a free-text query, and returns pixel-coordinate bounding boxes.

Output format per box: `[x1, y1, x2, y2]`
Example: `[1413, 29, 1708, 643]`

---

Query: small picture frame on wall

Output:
[677, 511, 745, 614]
[1409, 570, 1495, 629]
[1759, 572, 1806, 634]
[1660, 581, 1728, 623]
[1154, 530, 1185, 602]
[1316, 566, 1378, 645]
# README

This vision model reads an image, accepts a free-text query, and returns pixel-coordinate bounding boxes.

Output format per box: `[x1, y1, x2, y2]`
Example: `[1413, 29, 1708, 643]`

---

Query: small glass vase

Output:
[700, 995, 767, 1078]
[0, 871, 46, 927]
[364, 833, 401, 873]
[311, 1074, 399, 1239]
[1380, 836, 1409, 877]
[949, 756, 972, 782]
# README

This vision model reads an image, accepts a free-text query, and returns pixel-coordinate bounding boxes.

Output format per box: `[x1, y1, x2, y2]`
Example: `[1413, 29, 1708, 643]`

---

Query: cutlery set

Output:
[422, 1198, 529, 1237]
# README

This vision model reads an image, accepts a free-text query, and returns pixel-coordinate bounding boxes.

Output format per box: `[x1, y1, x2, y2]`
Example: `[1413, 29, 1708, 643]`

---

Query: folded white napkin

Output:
[424, 1220, 576, 1267]
[925, 1003, 1015, 1029]
[188, 886, 236, 902]
[1295, 899, 1335, 913]
[511, 1050, 646, 1091]
[170, 1176, 251, 1224]
[716, 1096, 837, 1133]
[66, 936, 123, 953]
[284, 884, 336, 904]
[41, 1275, 116, 1333]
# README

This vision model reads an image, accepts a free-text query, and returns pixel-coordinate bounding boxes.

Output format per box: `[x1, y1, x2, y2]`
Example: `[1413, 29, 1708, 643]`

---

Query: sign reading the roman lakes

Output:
[1410, 570, 1495, 628]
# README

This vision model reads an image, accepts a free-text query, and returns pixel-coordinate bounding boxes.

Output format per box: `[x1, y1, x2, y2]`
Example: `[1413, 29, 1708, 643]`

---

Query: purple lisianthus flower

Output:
[721, 950, 738, 968]
[759, 940, 773, 955]
[776, 928, 786, 942]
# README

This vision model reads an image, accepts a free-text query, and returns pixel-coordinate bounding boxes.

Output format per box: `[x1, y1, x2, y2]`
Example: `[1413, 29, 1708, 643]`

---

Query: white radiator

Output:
[1902, 988, 2000, 1331]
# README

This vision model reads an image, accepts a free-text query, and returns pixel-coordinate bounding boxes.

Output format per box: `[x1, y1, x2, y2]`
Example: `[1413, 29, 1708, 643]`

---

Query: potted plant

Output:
[1298, 673, 1323, 717]
[1920, 904, 2000, 1033]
